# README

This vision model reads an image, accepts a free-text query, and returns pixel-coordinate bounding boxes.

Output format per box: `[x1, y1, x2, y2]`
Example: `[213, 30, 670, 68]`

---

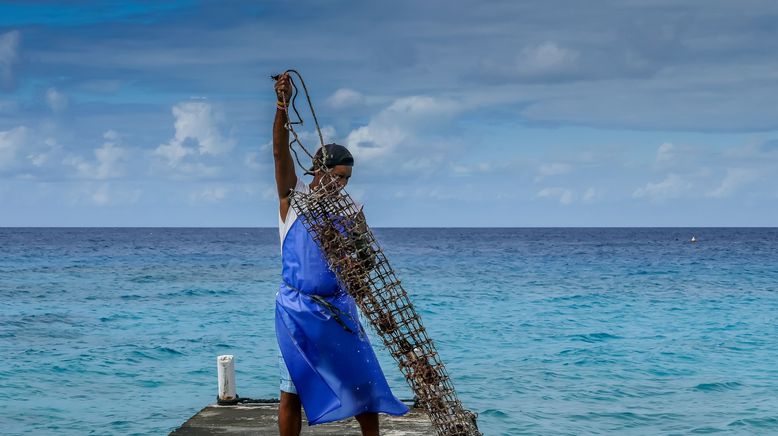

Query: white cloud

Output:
[45, 88, 69, 112]
[92, 184, 110, 205]
[345, 96, 460, 161]
[536, 162, 571, 181]
[91, 183, 140, 206]
[516, 41, 579, 76]
[403, 157, 437, 171]
[0, 126, 27, 169]
[189, 186, 228, 203]
[175, 102, 234, 155]
[450, 164, 469, 175]
[345, 124, 403, 161]
[65, 130, 127, 179]
[94, 142, 127, 179]
[24, 137, 62, 172]
[154, 160, 221, 179]
[62, 155, 89, 175]
[326, 88, 365, 108]
[154, 141, 192, 167]
[261, 185, 277, 200]
[154, 101, 235, 167]
[244, 151, 265, 171]
[61, 182, 141, 206]
[450, 161, 492, 175]
[0, 30, 20, 86]
[536, 187, 574, 204]
[103, 130, 119, 142]
[582, 187, 597, 202]
[633, 174, 692, 200]
[656, 142, 674, 163]
[391, 186, 459, 201]
[28, 153, 48, 167]
[706, 168, 758, 198]
[295, 125, 337, 147]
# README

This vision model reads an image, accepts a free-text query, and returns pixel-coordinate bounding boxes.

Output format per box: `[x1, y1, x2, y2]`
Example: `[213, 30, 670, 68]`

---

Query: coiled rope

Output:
[271, 69, 330, 174]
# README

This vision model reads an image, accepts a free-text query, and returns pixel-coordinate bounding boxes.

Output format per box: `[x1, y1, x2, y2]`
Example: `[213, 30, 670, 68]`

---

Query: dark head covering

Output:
[308, 143, 354, 173]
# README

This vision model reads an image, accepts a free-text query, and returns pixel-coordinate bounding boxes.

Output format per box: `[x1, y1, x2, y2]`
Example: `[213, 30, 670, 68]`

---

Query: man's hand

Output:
[275, 73, 293, 103]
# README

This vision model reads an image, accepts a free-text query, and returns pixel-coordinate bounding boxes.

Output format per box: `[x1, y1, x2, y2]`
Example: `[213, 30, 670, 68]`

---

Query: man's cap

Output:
[308, 143, 354, 173]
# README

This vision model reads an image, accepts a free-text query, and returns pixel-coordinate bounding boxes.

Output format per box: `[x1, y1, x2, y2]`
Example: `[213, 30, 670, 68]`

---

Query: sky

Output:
[1, 0, 777, 227]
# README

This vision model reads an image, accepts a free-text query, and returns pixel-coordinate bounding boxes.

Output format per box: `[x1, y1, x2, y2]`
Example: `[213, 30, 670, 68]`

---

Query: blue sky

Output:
[1, 0, 776, 227]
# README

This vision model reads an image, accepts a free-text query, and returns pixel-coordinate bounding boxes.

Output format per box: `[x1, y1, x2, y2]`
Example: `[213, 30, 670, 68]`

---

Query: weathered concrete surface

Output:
[170, 402, 434, 435]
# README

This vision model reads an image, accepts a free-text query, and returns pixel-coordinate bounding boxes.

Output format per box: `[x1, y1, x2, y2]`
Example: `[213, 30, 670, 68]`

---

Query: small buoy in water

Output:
[690, 236, 697, 243]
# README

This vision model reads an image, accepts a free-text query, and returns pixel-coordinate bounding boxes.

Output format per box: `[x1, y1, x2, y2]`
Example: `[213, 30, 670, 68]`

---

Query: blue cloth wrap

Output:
[275, 217, 408, 425]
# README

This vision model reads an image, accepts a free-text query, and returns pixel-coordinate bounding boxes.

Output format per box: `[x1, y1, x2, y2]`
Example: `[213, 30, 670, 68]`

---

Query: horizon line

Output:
[2, 226, 777, 229]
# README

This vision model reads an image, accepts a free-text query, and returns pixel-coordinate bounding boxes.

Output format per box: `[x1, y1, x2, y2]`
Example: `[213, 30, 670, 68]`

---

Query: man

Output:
[272, 73, 408, 436]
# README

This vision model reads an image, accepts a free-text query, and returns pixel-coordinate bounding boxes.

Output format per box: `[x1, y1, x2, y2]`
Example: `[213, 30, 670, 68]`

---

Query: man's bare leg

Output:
[355, 412, 379, 436]
[278, 391, 302, 436]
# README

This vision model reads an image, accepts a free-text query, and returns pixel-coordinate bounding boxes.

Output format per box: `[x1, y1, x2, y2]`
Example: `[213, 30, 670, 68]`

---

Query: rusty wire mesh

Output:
[288, 171, 481, 436]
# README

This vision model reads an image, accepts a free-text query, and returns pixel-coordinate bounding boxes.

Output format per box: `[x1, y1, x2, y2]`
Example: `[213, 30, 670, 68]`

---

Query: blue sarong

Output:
[275, 214, 408, 425]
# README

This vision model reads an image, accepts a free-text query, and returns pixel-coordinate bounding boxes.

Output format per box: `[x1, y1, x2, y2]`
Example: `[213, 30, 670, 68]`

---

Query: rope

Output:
[272, 69, 330, 174]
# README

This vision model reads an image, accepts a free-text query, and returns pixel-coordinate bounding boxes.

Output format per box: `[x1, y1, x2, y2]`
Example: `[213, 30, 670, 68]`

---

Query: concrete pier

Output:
[170, 401, 434, 435]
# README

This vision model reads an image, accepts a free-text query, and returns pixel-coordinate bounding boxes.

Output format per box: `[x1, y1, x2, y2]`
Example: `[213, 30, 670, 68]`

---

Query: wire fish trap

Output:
[288, 171, 481, 436]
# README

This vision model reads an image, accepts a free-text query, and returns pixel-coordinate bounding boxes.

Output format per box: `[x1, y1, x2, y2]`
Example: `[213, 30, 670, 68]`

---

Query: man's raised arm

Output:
[273, 73, 297, 219]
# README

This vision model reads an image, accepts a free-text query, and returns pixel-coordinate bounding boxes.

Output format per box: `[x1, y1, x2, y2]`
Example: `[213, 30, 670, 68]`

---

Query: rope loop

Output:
[272, 69, 329, 174]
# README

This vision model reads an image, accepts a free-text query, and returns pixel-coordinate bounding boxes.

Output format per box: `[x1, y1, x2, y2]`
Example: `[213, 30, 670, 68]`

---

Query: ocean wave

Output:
[128, 346, 186, 361]
[728, 416, 778, 428]
[161, 288, 237, 298]
[568, 332, 622, 342]
[694, 381, 743, 392]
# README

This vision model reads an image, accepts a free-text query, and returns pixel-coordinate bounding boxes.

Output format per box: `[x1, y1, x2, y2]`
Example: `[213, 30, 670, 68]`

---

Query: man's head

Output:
[310, 143, 354, 189]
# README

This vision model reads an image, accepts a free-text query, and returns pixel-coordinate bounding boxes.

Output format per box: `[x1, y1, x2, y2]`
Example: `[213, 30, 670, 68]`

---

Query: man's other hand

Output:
[275, 73, 293, 102]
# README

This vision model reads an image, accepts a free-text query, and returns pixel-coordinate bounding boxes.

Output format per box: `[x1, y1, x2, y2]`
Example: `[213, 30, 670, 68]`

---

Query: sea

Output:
[1, 227, 777, 435]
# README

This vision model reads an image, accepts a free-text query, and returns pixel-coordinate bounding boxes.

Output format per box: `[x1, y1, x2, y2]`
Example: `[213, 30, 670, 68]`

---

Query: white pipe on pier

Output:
[217, 355, 237, 403]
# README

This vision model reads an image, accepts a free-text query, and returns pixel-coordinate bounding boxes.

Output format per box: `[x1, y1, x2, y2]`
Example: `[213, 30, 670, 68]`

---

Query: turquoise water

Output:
[1, 228, 777, 435]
